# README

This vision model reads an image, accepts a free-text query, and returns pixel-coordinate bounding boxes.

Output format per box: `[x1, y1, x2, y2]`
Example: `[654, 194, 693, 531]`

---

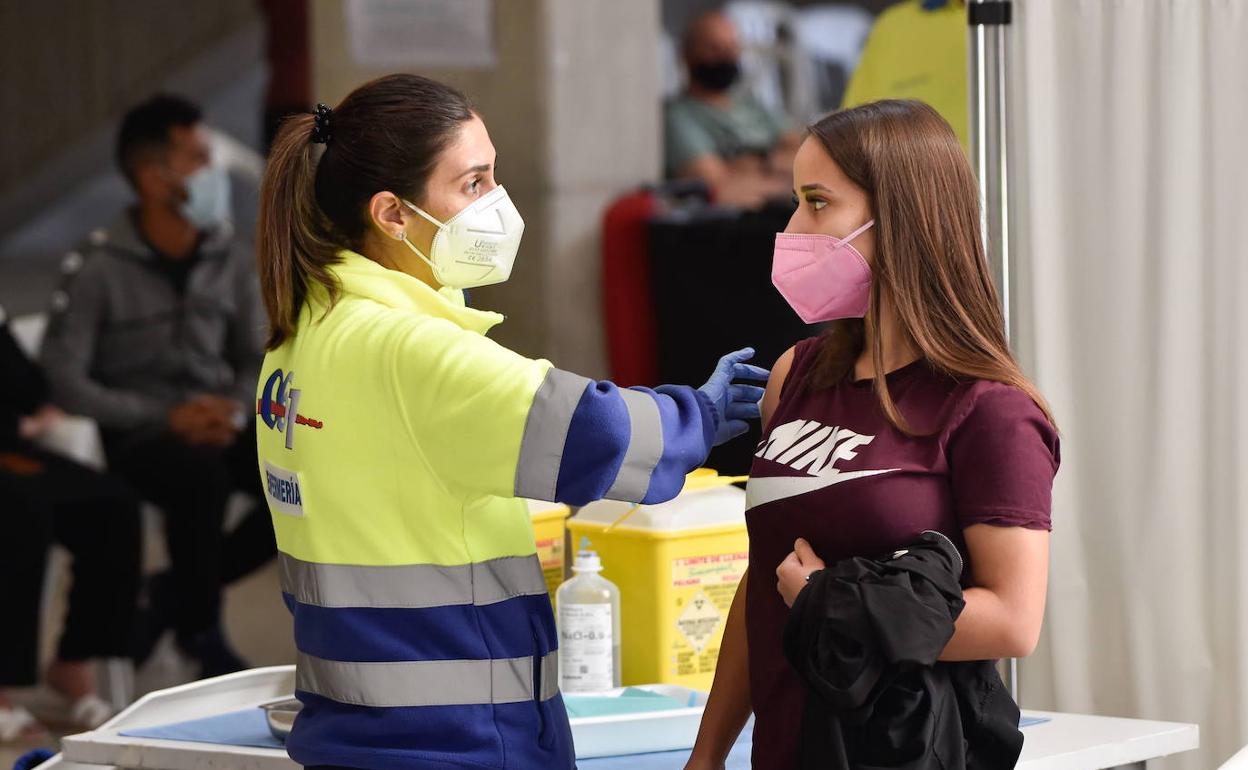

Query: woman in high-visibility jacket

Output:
[254, 74, 767, 770]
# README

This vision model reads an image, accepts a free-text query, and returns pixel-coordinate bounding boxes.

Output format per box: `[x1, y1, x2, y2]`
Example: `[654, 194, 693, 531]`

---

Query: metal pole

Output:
[969, 0, 1012, 341]
[967, 0, 1017, 700]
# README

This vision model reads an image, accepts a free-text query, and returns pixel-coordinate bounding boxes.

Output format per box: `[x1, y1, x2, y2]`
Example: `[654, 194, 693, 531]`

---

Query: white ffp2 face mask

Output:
[399, 185, 524, 289]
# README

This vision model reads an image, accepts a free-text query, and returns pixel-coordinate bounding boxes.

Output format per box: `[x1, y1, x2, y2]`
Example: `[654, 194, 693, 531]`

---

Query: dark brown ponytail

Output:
[257, 114, 337, 349]
[257, 74, 475, 349]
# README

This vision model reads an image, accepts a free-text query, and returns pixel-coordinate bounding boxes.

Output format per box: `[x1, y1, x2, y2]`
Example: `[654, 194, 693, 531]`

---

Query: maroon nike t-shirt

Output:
[745, 337, 1060, 770]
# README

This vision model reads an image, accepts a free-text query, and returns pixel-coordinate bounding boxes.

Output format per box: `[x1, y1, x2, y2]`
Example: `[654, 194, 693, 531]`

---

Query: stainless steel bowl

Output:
[259, 697, 302, 742]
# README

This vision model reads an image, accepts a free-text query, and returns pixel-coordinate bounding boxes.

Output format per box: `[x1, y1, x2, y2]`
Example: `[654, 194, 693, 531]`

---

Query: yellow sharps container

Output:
[565, 469, 748, 692]
[526, 498, 570, 602]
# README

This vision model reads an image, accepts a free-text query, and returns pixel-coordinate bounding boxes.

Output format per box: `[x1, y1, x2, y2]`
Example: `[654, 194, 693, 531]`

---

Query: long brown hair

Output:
[257, 74, 474, 349]
[804, 100, 1055, 432]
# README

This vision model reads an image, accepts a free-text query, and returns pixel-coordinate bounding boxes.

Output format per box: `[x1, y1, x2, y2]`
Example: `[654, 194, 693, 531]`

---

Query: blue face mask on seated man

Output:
[178, 164, 232, 232]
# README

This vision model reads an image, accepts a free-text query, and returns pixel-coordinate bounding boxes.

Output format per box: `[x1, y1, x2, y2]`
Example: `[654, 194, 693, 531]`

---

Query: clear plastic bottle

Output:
[556, 539, 622, 692]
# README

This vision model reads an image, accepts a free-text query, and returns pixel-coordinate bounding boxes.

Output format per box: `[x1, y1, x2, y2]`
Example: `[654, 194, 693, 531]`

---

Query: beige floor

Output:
[1, 557, 294, 768]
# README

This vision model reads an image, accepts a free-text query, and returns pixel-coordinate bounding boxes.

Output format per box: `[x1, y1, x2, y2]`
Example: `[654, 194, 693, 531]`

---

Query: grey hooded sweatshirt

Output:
[39, 213, 265, 435]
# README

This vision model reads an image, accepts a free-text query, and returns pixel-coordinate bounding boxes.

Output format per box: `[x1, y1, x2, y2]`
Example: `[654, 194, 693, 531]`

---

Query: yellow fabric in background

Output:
[841, 0, 969, 151]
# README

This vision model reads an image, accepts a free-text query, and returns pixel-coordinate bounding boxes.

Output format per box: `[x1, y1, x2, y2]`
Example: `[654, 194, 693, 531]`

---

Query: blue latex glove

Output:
[698, 348, 770, 446]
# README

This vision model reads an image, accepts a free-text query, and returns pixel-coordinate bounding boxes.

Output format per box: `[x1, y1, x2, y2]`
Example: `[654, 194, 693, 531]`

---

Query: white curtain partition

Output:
[1009, 1, 1248, 768]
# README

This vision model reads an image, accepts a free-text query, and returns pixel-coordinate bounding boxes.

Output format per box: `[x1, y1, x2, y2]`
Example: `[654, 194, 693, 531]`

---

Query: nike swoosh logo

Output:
[746, 468, 900, 510]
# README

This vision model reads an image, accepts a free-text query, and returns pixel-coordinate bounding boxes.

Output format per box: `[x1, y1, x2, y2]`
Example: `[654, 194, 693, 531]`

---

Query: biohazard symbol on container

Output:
[676, 590, 723, 654]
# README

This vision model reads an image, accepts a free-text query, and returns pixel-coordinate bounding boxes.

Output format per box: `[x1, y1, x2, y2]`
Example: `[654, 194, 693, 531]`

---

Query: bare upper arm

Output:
[962, 524, 1050, 649]
[761, 346, 797, 430]
[963, 524, 1049, 594]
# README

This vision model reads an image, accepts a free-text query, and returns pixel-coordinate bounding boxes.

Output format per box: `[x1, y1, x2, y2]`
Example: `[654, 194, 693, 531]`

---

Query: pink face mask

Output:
[771, 220, 875, 324]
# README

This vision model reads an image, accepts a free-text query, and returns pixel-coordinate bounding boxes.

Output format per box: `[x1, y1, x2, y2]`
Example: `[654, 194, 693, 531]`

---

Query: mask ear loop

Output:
[839, 219, 876, 245]
[401, 198, 446, 229]
[397, 199, 442, 271]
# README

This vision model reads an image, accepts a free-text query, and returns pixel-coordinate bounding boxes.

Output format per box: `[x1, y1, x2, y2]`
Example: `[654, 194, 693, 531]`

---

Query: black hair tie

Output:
[311, 103, 332, 145]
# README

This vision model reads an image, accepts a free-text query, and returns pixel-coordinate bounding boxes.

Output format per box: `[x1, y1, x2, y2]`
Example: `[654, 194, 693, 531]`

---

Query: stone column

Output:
[310, 0, 660, 375]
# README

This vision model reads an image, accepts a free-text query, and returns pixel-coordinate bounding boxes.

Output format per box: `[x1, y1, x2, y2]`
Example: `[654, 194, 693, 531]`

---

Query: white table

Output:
[38, 667, 1199, 770]
[1018, 710, 1199, 770]
[580, 711, 1199, 769]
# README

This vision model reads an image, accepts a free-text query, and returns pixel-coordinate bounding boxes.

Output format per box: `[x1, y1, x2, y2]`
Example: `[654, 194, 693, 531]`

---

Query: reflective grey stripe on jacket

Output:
[514, 367, 666, 503]
[278, 552, 549, 609]
[297, 651, 560, 707]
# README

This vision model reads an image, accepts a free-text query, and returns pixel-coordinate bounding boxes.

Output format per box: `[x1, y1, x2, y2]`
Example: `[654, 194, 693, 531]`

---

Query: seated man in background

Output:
[40, 94, 274, 679]
[0, 307, 140, 739]
[665, 10, 800, 208]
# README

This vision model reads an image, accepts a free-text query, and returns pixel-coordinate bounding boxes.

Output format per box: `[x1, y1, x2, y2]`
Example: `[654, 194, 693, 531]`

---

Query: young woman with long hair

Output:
[687, 99, 1060, 770]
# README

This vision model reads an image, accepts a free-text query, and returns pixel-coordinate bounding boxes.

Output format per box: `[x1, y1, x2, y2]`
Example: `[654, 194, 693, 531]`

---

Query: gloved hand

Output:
[698, 348, 770, 446]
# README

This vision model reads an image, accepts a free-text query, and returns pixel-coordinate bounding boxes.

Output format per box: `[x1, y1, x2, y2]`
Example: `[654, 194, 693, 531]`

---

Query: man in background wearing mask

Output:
[40, 94, 274, 678]
[665, 10, 800, 208]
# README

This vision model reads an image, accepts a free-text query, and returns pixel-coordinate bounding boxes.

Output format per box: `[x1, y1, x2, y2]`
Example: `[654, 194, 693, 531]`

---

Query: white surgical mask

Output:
[399, 185, 524, 289]
[178, 164, 232, 232]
